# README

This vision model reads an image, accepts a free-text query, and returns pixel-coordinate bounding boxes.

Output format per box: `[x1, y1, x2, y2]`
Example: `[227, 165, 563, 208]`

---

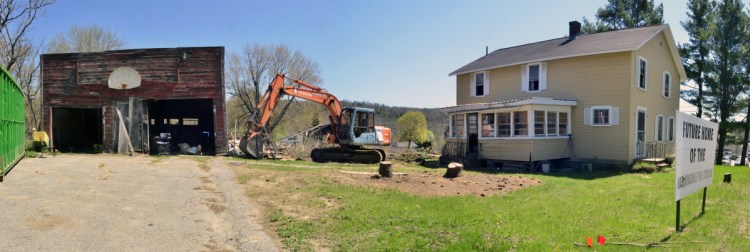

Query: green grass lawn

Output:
[236, 161, 750, 251]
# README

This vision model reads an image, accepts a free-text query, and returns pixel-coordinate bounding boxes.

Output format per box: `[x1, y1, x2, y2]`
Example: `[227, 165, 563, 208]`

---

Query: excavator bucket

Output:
[239, 134, 264, 159]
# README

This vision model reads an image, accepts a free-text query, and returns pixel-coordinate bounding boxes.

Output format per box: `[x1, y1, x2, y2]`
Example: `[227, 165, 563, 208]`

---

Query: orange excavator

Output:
[239, 74, 391, 163]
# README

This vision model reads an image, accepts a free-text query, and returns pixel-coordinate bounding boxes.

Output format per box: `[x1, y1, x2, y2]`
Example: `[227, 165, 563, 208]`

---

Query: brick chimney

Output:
[569, 21, 581, 40]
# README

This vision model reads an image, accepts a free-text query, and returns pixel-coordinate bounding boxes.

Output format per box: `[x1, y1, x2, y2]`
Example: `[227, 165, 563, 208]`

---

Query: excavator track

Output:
[310, 146, 385, 164]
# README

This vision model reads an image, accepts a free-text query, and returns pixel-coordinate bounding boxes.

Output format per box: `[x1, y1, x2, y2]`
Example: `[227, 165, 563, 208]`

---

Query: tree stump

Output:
[444, 162, 463, 178]
[723, 173, 732, 183]
[379, 161, 393, 178]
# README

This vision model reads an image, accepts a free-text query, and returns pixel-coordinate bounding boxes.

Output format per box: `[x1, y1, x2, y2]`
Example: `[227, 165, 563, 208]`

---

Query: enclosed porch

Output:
[440, 97, 577, 171]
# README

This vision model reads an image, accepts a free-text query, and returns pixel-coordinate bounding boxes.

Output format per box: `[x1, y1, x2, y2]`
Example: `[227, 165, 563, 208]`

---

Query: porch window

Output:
[547, 112, 558, 136]
[534, 111, 545, 136]
[559, 112, 568, 135]
[451, 114, 465, 138]
[481, 113, 495, 137]
[513, 111, 528, 136]
[497, 112, 511, 137]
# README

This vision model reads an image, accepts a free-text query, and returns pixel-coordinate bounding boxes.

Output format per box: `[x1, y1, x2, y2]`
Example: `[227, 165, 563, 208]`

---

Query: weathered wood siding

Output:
[41, 47, 227, 154]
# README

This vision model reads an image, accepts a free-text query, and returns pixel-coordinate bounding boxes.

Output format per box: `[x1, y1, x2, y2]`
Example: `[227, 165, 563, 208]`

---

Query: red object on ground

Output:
[586, 236, 593, 247]
[598, 235, 606, 245]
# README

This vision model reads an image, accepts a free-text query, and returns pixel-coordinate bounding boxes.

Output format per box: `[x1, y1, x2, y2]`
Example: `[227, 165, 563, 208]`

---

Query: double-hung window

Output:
[637, 57, 648, 90]
[593, 107, 610, 126]
[522, 63, 546, 92]
[497, 112, 511, 137]
[481, 113, 495, 137]
[655, 115, 664, 142]
[534, 111, 545, 136]
[668, 116, 674, 141]
[513, 111, 528, 136]
[451, 114, 465, 138]
[547, 111, 558, 136]
[528, 64, 540, 91]
[472, 72, 488, 96]
[559, 112, 568, 135]
[663, 71, 671, 98]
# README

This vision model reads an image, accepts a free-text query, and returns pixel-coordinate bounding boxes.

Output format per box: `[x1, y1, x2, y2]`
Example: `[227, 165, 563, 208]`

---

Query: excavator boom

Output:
[240, 74, 390, 163]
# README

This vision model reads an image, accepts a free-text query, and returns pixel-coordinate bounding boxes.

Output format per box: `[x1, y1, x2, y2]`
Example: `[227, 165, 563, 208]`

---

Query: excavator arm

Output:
[240, 73, 391, 163]
[248, 74, 343, 140]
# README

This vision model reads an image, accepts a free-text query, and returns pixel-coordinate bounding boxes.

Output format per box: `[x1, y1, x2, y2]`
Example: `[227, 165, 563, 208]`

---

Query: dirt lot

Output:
[0, 154, 277, 251]
[336, 170, 541, 197]
[234, 161, 541, 198]
[231, 160, 541, 248]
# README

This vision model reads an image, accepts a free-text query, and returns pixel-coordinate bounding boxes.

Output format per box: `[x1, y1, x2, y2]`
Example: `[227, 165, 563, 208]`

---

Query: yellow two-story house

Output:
[442, 22, 686, 170]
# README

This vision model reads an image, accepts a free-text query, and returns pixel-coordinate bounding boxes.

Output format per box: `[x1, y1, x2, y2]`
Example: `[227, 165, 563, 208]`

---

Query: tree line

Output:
[10, 0, 749, 163]
[582, 0, 750, 165]
[1, 0, 126, 136]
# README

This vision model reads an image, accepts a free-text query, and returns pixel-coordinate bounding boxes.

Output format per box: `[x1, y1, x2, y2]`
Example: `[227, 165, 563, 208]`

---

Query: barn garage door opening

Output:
[52, 107, 103, 153]
[148, 99, 215, 155]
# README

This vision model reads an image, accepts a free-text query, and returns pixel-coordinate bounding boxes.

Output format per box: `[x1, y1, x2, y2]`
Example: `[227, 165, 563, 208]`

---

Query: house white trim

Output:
[440, 97, 577, 113]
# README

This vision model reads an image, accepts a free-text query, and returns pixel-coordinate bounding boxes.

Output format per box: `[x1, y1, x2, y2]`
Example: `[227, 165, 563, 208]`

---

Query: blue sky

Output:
[28, 0, 690, 108]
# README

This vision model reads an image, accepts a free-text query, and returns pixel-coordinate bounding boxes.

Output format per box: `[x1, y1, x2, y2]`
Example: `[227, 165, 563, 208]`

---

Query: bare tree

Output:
[10, 42, 42, 130]
[1, 0, 53, 135]
[225, 44, 322, 134]
[1, 0, 54, 70]
[46, 24, 125, 53]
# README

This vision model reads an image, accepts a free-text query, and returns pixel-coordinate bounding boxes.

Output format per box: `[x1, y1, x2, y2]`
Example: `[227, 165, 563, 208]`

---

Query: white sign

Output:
[674, 111, 718, 201]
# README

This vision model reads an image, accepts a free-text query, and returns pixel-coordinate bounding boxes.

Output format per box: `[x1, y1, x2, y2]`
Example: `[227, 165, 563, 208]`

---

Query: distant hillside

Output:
[340, 100, 448, 145]
[225, 97, 449, 147]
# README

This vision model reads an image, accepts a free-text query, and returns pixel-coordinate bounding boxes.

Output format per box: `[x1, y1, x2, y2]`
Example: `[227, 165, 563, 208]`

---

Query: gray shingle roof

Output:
[450, 24, 671, 76]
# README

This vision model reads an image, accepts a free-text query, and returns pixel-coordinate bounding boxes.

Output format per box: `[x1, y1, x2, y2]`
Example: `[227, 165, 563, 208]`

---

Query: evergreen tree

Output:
[582, 0, 664, 33]
[679, 0, 714, 119]
[707, 0, 748, 164]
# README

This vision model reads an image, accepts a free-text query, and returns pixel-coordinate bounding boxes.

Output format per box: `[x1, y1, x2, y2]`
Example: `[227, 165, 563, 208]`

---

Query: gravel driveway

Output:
[0, 154, 277, 251]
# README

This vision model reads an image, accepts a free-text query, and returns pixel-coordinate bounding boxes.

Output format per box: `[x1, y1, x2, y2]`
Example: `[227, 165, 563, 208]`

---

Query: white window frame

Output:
[495, 112, 512, 138]
[527, 63, 541, 92]
[471, 71, 489, 97]
[559, 111, 570, 135]
[449, 114, 467, 139]
[591, 106, 612, 126]
[662, 71, 671, 98]
[655, 114, 664, 142]
[530, 110, 568, 137]
[636, 56, 648, 91]
[667, 116, 675, 142]
[521, 62, 547, 93]
[513, 111, 529, 137]
[547, 111, 558, 137]
[479, 112, 496, 138]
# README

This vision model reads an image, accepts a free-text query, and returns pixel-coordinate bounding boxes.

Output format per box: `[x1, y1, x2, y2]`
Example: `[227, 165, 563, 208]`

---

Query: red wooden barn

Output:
[41, 47, 228, 155]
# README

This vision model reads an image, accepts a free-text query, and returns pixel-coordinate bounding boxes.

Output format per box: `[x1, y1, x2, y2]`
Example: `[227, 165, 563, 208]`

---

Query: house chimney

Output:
[485, 46, 488, 56]
[569, 21, 581, 40]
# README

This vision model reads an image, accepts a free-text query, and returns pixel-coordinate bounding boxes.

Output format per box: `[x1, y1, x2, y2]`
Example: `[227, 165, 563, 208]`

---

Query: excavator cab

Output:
[336, 107, 386, 146]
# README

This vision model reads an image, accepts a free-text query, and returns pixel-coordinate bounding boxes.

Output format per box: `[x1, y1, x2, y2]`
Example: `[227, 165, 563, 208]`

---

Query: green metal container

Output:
[1, 67, 25, 181]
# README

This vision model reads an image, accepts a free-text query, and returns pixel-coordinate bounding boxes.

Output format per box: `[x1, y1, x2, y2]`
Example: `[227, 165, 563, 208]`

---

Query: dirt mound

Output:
[333, 170, 541, 197]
